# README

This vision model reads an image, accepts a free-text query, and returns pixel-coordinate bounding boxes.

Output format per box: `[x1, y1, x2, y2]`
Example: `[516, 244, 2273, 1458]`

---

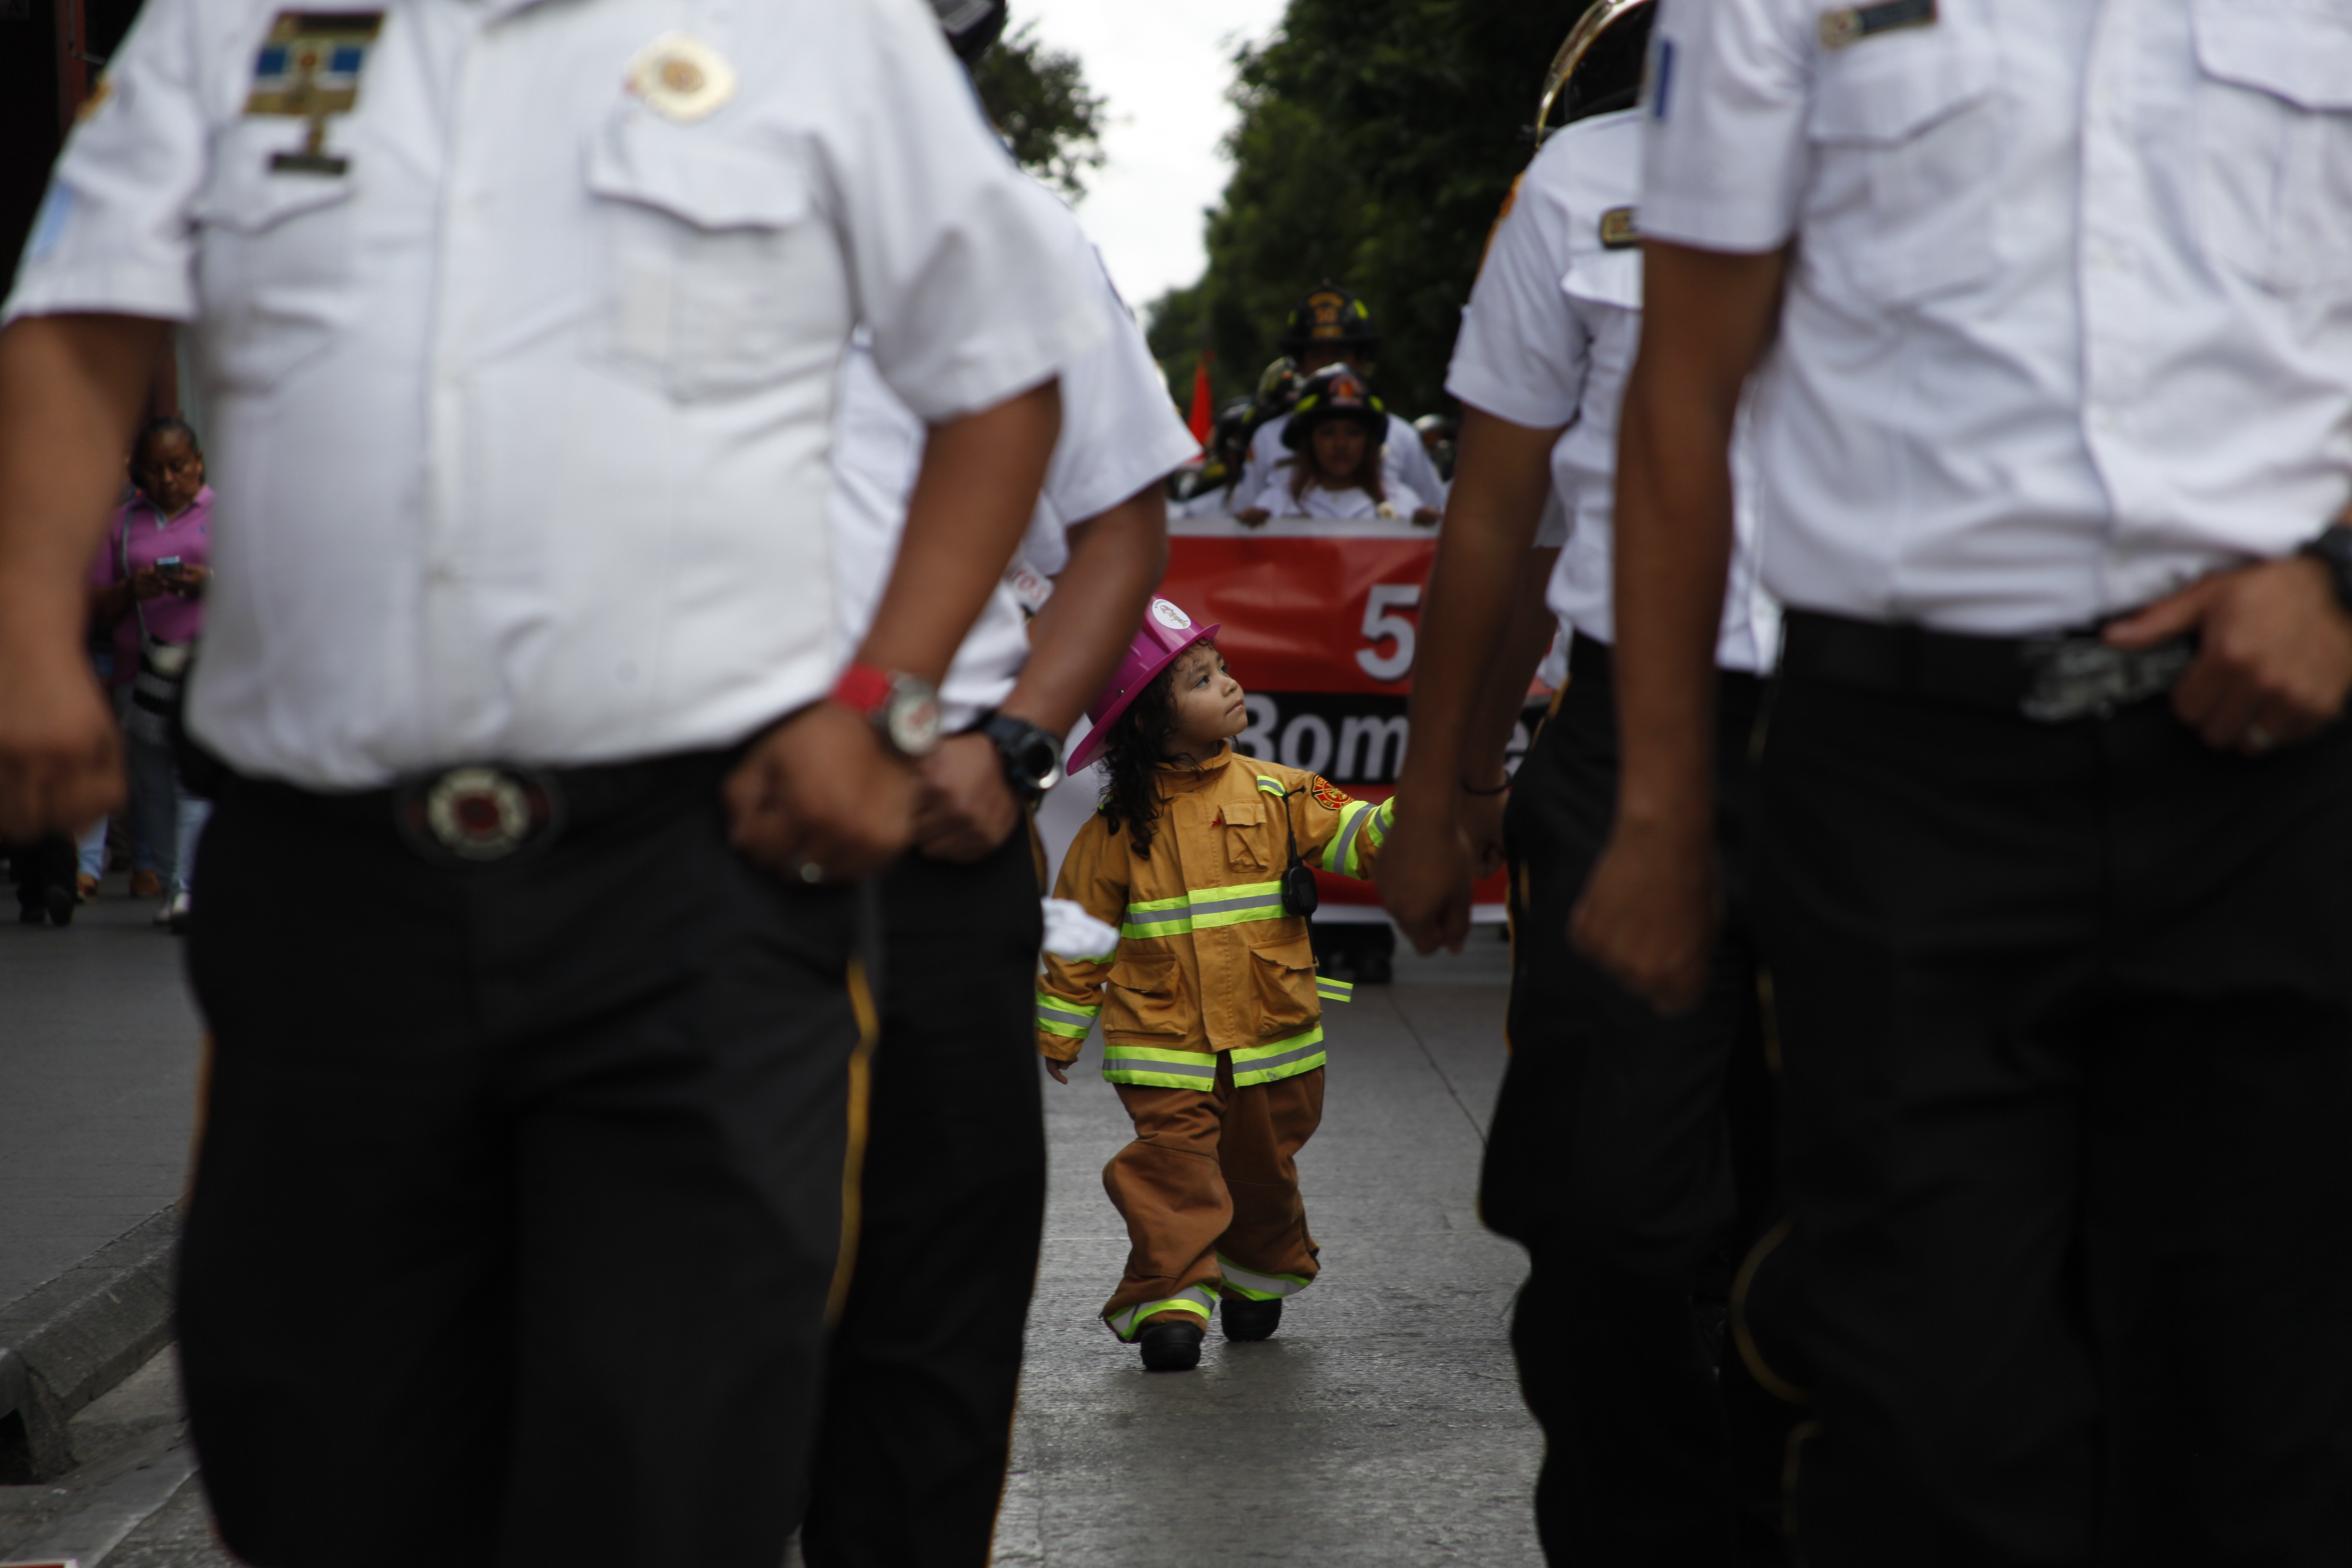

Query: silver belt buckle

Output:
[397, 766, 562, 864]
[2017, 637, 2192, 723]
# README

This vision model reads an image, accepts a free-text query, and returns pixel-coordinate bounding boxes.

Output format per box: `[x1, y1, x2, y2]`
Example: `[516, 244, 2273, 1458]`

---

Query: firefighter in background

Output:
[1239, 285, 1449, 508]
[1036, 598, 1394, 1372]
[1234, 365, 1442, 526]
[1169, 397, 1259, 518]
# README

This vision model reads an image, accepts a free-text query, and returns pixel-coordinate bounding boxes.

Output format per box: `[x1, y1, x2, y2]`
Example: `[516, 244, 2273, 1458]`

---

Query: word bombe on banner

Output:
[1236, 694, 1412, 784]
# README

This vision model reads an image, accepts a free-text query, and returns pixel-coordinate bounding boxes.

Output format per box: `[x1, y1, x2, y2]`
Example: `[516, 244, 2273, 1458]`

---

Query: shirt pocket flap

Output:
[585, 113, 812, 231]
[1562, 245, 1642, 312]
[1807, 33, 1997, 144]
[193, 141, 357, 235]
[2193, 0, 2352, 112]
[1220, 802, 1265, 828]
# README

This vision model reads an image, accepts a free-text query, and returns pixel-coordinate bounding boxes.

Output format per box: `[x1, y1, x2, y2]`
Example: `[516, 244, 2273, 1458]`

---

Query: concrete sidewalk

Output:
[995, 934, 1541, 1565]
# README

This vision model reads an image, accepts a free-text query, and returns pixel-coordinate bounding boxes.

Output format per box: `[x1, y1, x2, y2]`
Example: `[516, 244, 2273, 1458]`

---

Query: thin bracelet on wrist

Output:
[1460, 777, 1510, 797]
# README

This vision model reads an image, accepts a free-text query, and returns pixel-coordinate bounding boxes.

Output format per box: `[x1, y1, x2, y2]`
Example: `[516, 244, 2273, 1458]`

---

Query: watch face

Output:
[1017, 733, 1061, 787]
[885, 685, 943, 757]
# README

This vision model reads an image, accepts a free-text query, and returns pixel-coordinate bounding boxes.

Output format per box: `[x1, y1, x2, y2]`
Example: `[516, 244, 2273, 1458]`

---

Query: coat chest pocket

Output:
[1103, 955, 1186, 1038]
[2190, 0, 2352, 299]
[1803, 18, 2002, 308]
[191, 124, 360, 392]
[584, 113, 843, 399]
[1217, 800, 1271, 873]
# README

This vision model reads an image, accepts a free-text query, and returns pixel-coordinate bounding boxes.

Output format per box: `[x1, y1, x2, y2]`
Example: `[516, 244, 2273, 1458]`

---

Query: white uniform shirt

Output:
[826, 178, 1199, 730]
[1643, 0, 2352, 637]
[5, 0, 1101, 788]
[1447, 109, 1777, 673]
[1244, 411, 1448, 515]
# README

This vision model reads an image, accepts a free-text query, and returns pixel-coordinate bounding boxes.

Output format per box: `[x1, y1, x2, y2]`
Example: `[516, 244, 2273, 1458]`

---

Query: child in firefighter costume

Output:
[1037, 597, 1393, 1372]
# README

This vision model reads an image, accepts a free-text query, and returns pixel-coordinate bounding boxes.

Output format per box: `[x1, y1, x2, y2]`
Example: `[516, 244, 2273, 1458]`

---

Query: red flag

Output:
[1186, 352, 1215, 447]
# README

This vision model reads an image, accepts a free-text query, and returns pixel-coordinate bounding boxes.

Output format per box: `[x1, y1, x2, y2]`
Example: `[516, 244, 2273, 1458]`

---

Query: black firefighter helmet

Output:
[1276, 283, 1382, 356]
[1282, 365, 1388, 453]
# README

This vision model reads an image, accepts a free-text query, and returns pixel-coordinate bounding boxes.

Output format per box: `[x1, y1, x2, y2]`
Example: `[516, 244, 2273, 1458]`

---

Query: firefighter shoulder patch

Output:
[1308, 776, 1352, 812]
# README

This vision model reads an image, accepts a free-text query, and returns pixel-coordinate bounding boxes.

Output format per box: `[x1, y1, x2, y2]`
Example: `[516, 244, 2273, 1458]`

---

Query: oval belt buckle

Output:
[401, 766, 562, 864]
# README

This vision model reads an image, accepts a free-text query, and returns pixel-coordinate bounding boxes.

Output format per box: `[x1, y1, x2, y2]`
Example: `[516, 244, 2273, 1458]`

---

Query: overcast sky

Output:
[1019, 0, 1291, 311]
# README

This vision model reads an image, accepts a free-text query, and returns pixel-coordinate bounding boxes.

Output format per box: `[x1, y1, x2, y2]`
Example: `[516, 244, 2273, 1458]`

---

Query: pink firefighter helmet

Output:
[1065, 597, 1223, 775]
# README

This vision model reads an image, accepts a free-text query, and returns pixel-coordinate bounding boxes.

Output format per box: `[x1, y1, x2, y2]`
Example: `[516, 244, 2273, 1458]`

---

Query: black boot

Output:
[1221, 1297, 1282, 1342]
[1136, 1320, 1204, 1372]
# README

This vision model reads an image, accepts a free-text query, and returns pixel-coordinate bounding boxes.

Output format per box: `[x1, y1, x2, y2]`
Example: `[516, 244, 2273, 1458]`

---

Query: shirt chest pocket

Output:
[2190, 0, 2352, 299]
[584, 112, 847, 400]
[1217, 801, 1273, 873]
[191, 124, 361, 393]
[1803, 18, 2002, 309]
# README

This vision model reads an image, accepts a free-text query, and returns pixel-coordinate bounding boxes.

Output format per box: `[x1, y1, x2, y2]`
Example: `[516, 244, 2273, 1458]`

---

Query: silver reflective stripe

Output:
[1235, 1042, 1323, 1078]
[1217, 1256, 1310, 1299]
[1103, 1052, 1217, 1081]
[1037, 1001, 1098, 1027]
[1107, 1284, 1217, 1340]
[1185, 891, 1285, 918]
[1328, 801, 1370, 874]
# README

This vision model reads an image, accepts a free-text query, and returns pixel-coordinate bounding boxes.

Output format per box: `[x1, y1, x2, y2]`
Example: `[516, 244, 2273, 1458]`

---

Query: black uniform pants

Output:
[181, 758, 860, 1568]
[1486, 637, 1785, 1566]
[801, 827, 1047, 1568]
[1759, 624, 2352, 1567]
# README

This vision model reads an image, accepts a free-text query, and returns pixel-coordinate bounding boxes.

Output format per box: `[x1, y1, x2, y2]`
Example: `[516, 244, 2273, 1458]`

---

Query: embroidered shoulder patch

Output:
[1308, 776, 1352, 813]
[1599, 207, 1640, 250]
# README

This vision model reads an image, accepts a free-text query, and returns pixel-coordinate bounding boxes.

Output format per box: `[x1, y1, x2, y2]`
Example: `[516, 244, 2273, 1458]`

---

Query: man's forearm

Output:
[1397, 407, 1561, 805]
[859, 379, 1063, 683]
[1611, 243, 1788, 831]
[1461, 549, 1561, 789]
[1006, 484, 1168, 736]
[0, 316, 165, 645]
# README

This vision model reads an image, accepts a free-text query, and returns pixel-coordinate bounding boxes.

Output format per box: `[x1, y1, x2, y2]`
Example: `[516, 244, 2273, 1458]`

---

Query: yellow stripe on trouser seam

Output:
[1216, 1253, 1313, 1302]
[1107, 1284, 1216, 1341]
[827, 957, 882, 1326]
[1036, 992, 1099, 1039]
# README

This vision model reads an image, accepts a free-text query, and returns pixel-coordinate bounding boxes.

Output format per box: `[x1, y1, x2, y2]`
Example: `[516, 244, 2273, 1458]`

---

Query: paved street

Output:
[1, 874, 1538, 1565]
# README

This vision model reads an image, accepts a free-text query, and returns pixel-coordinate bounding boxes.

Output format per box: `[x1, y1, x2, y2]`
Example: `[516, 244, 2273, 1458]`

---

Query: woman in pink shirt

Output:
[89, 417, 212, 931]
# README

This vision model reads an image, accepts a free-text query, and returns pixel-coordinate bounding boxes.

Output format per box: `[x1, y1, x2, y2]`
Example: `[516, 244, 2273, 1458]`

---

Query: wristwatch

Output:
[978, 710, 1063, 802]
[2299, 523, 2352, 614]
[830, 663, 943, 759]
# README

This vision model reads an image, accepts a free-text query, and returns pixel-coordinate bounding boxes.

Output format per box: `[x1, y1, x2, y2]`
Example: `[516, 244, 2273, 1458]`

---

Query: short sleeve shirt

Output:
[1447, 110, 1776, 671]
[1641, 0, 2352, 636]
[826, 176, 1199, 730]
[7, 0, 1104, 787]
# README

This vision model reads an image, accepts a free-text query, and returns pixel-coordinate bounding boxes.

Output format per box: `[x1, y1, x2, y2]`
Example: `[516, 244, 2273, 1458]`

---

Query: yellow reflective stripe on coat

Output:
[1101, 1043, 1220, 1089]
[1256, 776, 1289, 799]
[1106, 1285, 1216, 1341]
[1119, 880, 1286, 940]
[1315, 797, 1394, 880]
[1315, 975, 1354, 1004]
[1035, 991, 1100, 1040]
[1228, 1026, 1326, 1088]
[1216, 1253, 1313, 1302]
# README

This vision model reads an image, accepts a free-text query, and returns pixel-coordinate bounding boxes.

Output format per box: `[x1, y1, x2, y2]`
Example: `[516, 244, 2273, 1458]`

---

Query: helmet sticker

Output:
[1151, 600, 1193, 630]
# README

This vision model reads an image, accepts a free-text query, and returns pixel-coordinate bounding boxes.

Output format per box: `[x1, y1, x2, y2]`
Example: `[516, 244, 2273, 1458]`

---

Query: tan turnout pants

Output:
[1101, 1052, 1324, 1339]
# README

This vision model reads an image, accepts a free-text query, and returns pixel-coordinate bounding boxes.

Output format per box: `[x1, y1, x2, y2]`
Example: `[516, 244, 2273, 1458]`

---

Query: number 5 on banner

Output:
[1357, 583, 1421, 683]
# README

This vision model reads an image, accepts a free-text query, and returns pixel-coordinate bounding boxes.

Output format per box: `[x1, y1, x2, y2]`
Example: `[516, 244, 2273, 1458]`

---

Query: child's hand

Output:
[1044, 1060, 1071, 1084]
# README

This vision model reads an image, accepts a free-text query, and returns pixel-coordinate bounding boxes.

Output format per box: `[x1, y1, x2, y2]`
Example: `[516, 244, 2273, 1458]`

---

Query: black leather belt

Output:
[224, 749, 734, 867]
[1779, 609, 2192, 722]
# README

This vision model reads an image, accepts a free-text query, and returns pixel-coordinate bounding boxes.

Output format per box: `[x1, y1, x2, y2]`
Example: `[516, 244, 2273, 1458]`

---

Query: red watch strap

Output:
[830, 662, 893, 717]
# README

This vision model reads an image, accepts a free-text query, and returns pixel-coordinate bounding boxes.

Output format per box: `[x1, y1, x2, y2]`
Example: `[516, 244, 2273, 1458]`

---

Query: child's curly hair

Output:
[1096, 661, 1186, 856]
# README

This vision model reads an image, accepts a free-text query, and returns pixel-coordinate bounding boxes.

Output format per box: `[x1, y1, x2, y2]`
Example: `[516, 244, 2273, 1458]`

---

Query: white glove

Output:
[1041, 898, 1119, 962]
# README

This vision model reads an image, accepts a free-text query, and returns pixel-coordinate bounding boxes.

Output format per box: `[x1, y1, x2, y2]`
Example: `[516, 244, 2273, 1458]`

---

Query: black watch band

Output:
[2298, 522, 2352, 615]
[978, 711, 1063, 802]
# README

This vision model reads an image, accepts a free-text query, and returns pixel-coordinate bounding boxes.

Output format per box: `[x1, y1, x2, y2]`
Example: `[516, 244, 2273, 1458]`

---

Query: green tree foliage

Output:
[1148, 0, 1592, 418]
[974, 22, 1108, 201]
